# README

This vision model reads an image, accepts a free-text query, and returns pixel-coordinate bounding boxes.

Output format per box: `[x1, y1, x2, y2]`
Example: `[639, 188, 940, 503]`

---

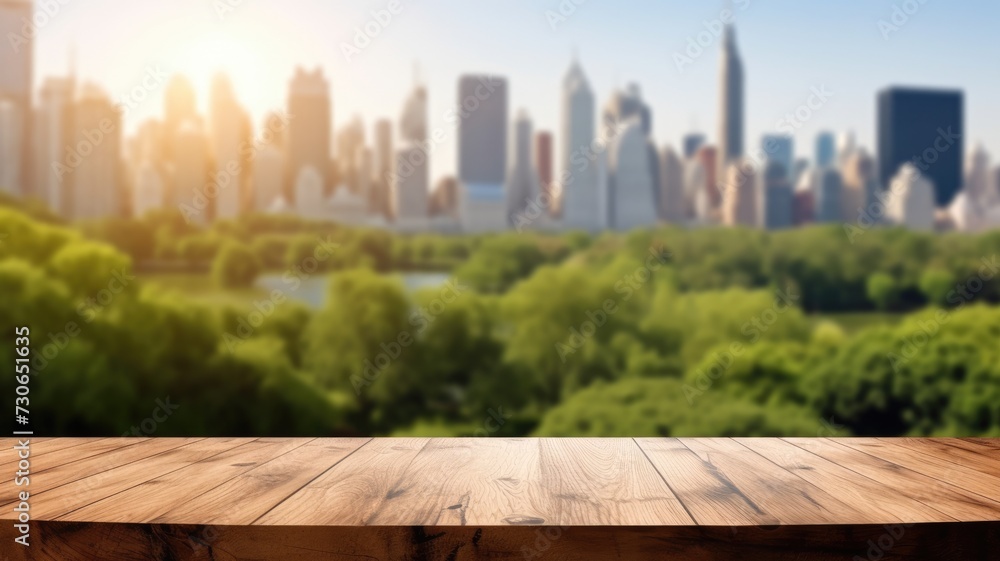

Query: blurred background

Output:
[1, 0, 999, 438]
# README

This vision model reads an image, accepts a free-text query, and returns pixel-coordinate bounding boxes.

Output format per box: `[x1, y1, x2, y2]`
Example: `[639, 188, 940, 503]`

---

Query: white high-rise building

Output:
[722, 159, 758, 227]
[560, 60, 600, 231]
[608, 118, 658, 230]
[965, 144, 992, 204]
[684, 159, 711, 223]
[659, 147, 685, 223]
[887, 163, 936, 231]
[253, 144, 284, 211]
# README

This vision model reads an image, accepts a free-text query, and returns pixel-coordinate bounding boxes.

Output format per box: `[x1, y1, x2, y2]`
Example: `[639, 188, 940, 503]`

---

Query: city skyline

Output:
[22, 0, 1000, 184]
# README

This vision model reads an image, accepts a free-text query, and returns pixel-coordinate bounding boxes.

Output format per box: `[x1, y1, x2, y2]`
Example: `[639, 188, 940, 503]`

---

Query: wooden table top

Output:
[2, 437, 999, 527]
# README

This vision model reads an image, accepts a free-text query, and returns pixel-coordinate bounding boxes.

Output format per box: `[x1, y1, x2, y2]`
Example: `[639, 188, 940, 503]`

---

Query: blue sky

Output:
[32, 0, 1000, 181]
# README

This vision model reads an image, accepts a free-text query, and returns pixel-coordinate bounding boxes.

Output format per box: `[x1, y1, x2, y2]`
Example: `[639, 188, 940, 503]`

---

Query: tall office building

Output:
[762, 161, 794, 229]
[253, 114, 285, 212]
[815, 168, 843, 223]
[68, 85, 122, 220]
[560, 60, 600, 231]
[172, 120, 211, 223]
[534, 131, 553, 204]
[0, 0, 33, 197]
[372, 118, 393, 216]
[717, 22, 744, 184]
[964, 144, 991, 204]
[287, 67, 332, 202]
[722, 159, 757, 227]
[761, 134, 793, 182]
[603, 83, 651, 138]
[507, 110, 539, 220]
[878, 87, 963, 207]
[163, 75, 198, 165]
[659, 147, 685, 222]
[793, 167, 817, 225]
[458, 74, 508, 232]
[684, 159, 711, 223]
[0, 99, 24, 197]
[209, 74, 251, 220]
[396, 83, 429, 230]
[294, 166, 325, 220]
[842, 150, 879, 221]
[34, 77, 75, 214]
[682, 133, 706, 160]
[694, 145, 720, 210]
[608, 118, 657, 230]
[886, 163, 935, 231]
[815, 132, 836, 169]
[336, 116, 365, 193]
[133, 161, 165, 218]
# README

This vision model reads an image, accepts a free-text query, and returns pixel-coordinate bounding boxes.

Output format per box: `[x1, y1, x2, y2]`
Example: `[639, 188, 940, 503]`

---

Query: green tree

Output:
[213, 242, 261, 288]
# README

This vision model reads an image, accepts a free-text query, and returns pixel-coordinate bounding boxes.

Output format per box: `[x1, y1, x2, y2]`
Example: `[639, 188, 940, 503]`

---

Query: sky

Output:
[29, 0, 1000, 183]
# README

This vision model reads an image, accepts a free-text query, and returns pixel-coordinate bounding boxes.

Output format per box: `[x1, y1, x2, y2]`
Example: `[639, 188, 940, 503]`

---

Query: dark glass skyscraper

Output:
[877, 87, 963, 207]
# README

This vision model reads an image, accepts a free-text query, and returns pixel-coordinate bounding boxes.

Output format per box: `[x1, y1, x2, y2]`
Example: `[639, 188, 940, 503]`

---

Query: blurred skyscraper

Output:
[0, 0, 33, 197]
[560, 60, 600, 231]
[722, 159, 757, 227]
[34, 77, 75, 214]
[815, 132, 836, 169]
[762, 161, 794, 229]
[287, 67, 332, 203]
[372, 118, 393, 216]
[337, 116, 365, 194]
[761, 135, 793, 183]
[717, 22, 744, 185]
[163, 75, 198, 164]
[815, 168, 843, 223]
[603, 83, 651, 138]
[253, 113, 286, 211]
[842, 150, 879, 221]
[68, 85, 121, 220]
[172, 120, 210, 223]
[682, 133, 706, 160]
[458, 74, 508, 232]
[209, 74, 251, 220]
[694, 145, 720, 212]
[964, 144, 991, 204]
[886, 163, 936, 230]
[608, 118, 657, 230]
[396, 82, 429, 230]
[877, 87, 963, 207]
[534, 131, 553, 205]
[507, 110, 539, 221]
[658, 146, 684, 222]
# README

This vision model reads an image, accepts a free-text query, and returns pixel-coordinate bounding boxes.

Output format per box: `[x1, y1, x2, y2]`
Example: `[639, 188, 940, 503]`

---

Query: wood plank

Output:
[0, 438, 112, 469]
[887, 438, 1000, 477]
[21, 438, 255, 521]
[6, 521, 1000, 561]
[636, 437, 780, 526]
[678, 438, 872, 524]
[255, 438, 426, 525]
[539, 438, 692, 525]
[350, 437, 555, 526]
[58, 438, 313, 523]
[787, 438, 1000, 521]
[962, 438, 1000, 449]
[0, 437, 197, 508]
[835, 438, 1000, 501]
[148, 438, 368, 525]
[943, 438, 1000, 458]
[735, 438, 951, 523]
